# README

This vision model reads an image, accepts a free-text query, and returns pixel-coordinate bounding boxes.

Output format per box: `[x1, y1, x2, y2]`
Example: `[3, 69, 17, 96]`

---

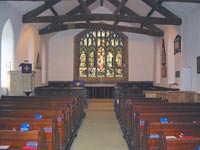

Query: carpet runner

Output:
[71, 99, 128, 150]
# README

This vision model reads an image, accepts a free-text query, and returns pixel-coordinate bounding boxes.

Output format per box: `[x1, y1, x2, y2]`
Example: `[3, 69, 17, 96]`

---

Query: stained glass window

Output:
[76, 29, 127, 80]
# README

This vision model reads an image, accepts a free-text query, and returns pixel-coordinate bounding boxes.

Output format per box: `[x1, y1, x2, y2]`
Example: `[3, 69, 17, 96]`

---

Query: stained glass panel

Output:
[78, 29, 125, 79]
[88, 47, 96, 77]
[97, 47, 105, 77]
[106, 46, 114, 77]
[79, 47, 87, 77]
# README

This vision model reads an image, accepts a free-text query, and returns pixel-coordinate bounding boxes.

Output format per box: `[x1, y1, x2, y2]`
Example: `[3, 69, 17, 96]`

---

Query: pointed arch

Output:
[1, 19, 14, 88]
[28, 35, 34, 69]
[74, 29, 128, 82]
[41, 44, 46, 84]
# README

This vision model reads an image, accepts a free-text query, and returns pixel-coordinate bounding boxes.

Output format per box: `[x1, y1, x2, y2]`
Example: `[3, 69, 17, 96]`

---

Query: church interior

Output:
[0, 0, 200, 150]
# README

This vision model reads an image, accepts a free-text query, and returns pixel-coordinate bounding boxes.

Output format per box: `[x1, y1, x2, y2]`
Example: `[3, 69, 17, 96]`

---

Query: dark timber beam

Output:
[49, 6, 59, 16]
[113, 0, 127, 15]
[140, 1, 162, 28]
[39, 22, 164, 37]
[23, 0, 61, 18]
[78, 0, 91, 15]
[107, 0, 163, 33]
[23, 14, 182, 25]
[113, 0, 127, 25]
[155, 0, 200, 3]
[39, 0, 96, 35]
[142, 0, 182, 21]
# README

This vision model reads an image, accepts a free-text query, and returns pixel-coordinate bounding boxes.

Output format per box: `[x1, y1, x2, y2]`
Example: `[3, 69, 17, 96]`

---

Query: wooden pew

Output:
[158, 133, 200, 150]
[132, 105, 200, 149]
[0, 109, 67, 149]
[136, 112, 200, 149]
[0, 96, 86, 149]
[0, 95, 85, 128]
[141, 121, 200, 150]
[0, 117, 60, 150]
[0, 129, 48, 150]
[119, 100, 200, 150]
[0, 97, 83, 137]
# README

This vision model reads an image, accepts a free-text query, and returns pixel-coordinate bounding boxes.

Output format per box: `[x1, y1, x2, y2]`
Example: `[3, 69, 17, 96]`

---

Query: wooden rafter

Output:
[140, 1, 163, 28]
[113, 0, 127, 15]
[23, 0, 61, 18]
[39, 0, 96, 35]
[78, 0, 91, 15]
[22, 14, 181, 25]
[10, 0, 194, 36]
[107, 0, 163, 33]
[155, 0, 200, 3]
[39, 22, 164, 37]
[142, 0, 181, 21]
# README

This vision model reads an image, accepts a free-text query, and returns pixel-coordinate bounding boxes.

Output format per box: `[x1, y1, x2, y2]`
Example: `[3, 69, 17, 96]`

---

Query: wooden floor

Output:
[71, 99, 128, 150]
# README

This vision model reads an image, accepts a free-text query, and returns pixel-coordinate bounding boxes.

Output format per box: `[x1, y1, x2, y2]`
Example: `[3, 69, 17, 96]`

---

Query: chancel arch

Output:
[74, 29, 128, 83]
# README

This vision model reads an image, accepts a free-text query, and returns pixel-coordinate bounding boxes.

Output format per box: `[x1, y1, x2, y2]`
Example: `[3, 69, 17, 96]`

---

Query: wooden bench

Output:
[0, 109, 67, 148]
[0, 96, 86, 149]
[141, 121, 200, 150]
[0, 129, 48, 150]
[0, 97, 85, 135]
[131, 105, 200, 149]
[158, 133, 200, 150]
[118, 99, 200, 150]
[0, 95, 85, 128]
[0, 117, 60, 150]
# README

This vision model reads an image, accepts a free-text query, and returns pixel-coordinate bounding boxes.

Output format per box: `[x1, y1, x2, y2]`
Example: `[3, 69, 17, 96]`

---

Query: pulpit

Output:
[8, 71, 35, 96]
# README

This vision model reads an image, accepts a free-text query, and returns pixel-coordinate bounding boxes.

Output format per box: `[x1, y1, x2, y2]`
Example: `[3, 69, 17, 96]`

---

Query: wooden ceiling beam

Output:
[23, 13, 181, 25]
[107, 0, 163, 33]
[155, 0, 200, 3]
[39, 0, 96, 34]
[23, 0, 61, 18]
[49, 6, 59, 16]
[142, 0, 181, 21]
[39, 22, 164, 37]
[113, 0, 128, 15]
[140, 1, 162, 28]
[78, 0, 91, 15]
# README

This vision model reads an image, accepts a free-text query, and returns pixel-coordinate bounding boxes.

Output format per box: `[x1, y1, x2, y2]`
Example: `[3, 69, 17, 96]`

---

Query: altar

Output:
[85, 83, 116, 99]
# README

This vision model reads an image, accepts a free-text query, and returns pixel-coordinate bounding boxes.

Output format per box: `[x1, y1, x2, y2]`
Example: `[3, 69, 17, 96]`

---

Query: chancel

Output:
[0, 0, 200, 150]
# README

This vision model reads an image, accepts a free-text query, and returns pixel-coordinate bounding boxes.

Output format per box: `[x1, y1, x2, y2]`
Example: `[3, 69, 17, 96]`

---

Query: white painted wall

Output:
[48, 30, 81, 81]
[48, 30, 154, 81]
[127, 33, 154, 81]
[182, 6, 200, 93]
[48, 6, 154, 82]
[0, 2, 22, 95]
[153, 25, 181, 88]
[153, 6, 200, 93]
[0, 2, 44, 95]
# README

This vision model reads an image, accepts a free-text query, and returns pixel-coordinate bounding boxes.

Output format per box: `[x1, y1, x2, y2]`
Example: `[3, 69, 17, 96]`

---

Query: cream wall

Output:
[48, 30, 154, 82]
[153, 6, 200, 93]
[182, 6, 200, 92]
[0, 2, 44, 95]
[48, 30, 81, 81]
[15, 24, 42, 87]
[48, 6, 154, 82]
[153, 25, 181, 88]
[128, 33, 154, 81]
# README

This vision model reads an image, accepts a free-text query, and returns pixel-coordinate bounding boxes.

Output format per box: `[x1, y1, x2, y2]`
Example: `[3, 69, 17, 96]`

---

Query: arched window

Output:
[1, 19, 14, 88]
[74, 29, 128, 82]
[41, 44, 46, 84]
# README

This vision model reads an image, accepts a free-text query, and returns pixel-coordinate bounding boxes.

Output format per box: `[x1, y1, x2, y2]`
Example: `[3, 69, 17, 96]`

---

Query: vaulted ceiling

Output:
[4, 0, 200, 37]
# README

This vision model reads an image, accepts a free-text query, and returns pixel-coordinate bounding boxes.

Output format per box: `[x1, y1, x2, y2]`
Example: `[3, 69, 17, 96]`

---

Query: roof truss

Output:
[3, 0, 200, 36]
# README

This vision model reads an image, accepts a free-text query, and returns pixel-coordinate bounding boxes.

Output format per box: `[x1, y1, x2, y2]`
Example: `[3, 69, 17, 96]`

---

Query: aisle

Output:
[71, 99, 128, 150]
